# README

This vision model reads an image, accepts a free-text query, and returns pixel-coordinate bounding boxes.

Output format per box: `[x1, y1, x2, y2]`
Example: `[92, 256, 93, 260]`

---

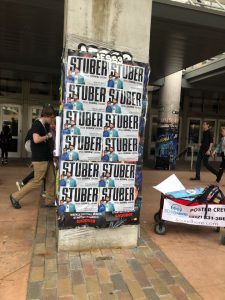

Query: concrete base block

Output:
[57, 225, 139, 251]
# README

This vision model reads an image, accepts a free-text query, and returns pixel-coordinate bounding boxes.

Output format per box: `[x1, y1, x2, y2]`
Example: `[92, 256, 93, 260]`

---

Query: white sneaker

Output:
[16, 181, 24, 191]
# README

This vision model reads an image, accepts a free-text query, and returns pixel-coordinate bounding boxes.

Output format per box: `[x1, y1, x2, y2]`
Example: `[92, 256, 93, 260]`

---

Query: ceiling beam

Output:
[183, 58, 225, 83]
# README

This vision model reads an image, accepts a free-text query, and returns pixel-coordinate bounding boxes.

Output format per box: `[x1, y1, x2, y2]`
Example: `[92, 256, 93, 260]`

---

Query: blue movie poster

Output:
[155, 126, 178, 170]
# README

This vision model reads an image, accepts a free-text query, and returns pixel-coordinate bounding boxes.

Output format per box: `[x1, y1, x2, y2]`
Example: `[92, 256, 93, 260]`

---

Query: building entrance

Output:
[0, 104, 22, 158]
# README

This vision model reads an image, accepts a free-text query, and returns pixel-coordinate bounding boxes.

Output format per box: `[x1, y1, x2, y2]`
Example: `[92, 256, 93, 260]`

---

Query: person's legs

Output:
[4, 147, 8, 163]
[12, 161, 48, 202]
[203, 154, 217, 176]
[22, 171, 35, 185]
[44, 161, 56, 205]
[1, 146, 5, 164]
[16, 170, 35, 191]
[195, 150, 203, 179]
[216, 154, 225, 183]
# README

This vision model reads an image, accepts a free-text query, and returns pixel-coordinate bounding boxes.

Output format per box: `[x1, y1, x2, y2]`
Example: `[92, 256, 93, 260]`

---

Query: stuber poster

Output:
[57, 45, 150, 228]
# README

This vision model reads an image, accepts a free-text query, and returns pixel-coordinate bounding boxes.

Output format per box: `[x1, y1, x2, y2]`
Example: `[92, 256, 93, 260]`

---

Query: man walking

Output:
[9, 105, 56, 209]
[190, 121, 217, 181]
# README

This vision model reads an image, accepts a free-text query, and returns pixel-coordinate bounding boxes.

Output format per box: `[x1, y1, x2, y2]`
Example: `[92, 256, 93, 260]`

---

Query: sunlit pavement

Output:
[1, 159, 224, 299]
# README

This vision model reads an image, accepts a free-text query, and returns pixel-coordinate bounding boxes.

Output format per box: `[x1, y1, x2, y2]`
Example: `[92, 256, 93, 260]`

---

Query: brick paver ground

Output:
[27, 207, 202, 300]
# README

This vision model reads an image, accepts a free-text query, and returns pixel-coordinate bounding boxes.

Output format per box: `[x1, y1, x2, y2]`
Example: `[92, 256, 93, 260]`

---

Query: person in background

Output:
[212, 126, 225, 183]
[9, 105, 56, 209]
[0, 124, 12, 165]
[16, 117, 56, 193]
[16, 171, 34, 191]
[190, 121, 218, 181]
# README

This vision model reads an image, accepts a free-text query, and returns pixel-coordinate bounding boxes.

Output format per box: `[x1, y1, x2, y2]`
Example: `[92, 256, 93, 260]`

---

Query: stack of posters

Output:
[58, 46, 150, 228]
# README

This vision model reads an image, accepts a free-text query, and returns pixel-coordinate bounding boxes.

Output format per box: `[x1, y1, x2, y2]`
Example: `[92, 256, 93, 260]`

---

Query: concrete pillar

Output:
[58, 0, 152, 251]
[64, 0, 152, 63]
[155, 71, 182, 170]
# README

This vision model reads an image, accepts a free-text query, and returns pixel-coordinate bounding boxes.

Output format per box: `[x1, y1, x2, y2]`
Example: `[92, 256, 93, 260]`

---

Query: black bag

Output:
[195, 185, 224, 205]
[188, 185, 225, 218]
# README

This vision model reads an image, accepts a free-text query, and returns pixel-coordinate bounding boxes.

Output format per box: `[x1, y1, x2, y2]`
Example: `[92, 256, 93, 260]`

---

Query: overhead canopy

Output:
[0, 0, 225, 89]
[183, 57, 225, 92]
[0, 0, 63, 81]
[150, 0, 225, 88]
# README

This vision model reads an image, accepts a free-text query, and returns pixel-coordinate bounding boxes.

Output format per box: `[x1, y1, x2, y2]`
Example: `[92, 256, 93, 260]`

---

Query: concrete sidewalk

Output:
[0, 161, 40, 300]
[141, 167, 225, 300]
[26, 207, 201, 300]
[1, 160, 224, 299]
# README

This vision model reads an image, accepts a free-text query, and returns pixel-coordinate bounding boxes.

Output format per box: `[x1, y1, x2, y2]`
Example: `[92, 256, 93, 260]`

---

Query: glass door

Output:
[0, 104, 22, 157]
[28, 106, 43, 127]
[186, 118, 202, 160]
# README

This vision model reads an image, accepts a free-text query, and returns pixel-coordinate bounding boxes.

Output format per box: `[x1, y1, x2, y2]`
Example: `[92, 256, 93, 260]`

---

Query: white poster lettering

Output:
[99, 187, 135, 212]
[61, 135, 102, 161]
[99, 163, 136, 187]
[65, 83, 143, 115]
[60, 187, 99, 212]
[60, 161, 100, 187]
[102, 137, 138, 162]
[63, 109, 103, 137]
[66, 56, 144, 91]
[104, 114, 139, 138]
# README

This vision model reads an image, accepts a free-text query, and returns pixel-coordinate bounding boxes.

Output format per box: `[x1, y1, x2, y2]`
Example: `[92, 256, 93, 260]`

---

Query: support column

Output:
[155, 71, 182, 170]
[58, 0, 152, 251]
[64, 0, 152, 63]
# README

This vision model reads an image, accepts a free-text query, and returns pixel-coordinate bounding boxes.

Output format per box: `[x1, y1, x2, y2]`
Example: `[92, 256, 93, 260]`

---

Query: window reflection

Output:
[188, 120, 200, 144]
[2, 106, 18, 136]
[1, 106, 19, 152]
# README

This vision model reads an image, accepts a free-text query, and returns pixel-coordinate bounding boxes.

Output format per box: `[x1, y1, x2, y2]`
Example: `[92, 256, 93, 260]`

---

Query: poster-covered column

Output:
[57, 45, 150, 228]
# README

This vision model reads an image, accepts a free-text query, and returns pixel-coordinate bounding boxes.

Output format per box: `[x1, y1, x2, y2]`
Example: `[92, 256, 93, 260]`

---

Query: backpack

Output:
[24, 128, 33, 152]
[188, 185, 225, 218]
[195, 185, 224, 204]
